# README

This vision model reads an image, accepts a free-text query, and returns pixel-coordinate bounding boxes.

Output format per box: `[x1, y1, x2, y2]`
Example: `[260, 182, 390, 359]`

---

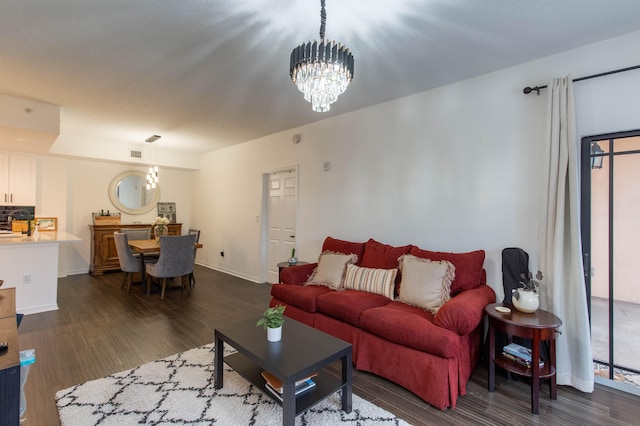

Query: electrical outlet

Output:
[23, 274, 31, 285]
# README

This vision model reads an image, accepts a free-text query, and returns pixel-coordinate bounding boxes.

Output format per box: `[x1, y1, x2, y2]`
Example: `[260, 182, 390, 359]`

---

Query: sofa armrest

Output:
[434, 284, 496, 336]
[280, 263, 317, 285]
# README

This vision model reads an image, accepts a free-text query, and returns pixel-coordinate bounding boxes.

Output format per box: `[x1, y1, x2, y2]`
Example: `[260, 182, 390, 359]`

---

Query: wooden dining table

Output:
[128, 239, 203, 280]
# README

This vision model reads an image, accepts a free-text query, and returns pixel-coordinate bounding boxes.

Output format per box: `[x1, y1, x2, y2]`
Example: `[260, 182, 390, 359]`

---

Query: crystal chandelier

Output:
[290, 0, 354, 112]
[145, 135, 160, 189]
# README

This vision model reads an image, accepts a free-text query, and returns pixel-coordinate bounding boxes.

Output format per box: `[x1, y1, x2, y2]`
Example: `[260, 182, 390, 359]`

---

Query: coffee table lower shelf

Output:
[224, 352, 345, 415]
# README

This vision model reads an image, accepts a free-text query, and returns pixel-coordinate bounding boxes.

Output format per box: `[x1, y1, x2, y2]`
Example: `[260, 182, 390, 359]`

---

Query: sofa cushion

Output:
[409, 246, 485, 295]
[397, 255, 454, 314]
[322, 237, 367, 264]
[306, 251, 358, 290]
[360, 301, 460, 358]
[360, 239, 412, 269]
[316, 290, 391, 327]
[343, 264, 397, 300]
[270, 284, 333, 312]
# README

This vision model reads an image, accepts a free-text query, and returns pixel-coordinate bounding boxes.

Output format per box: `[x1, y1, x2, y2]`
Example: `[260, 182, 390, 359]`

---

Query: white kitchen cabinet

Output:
[0, 153, 36, 205]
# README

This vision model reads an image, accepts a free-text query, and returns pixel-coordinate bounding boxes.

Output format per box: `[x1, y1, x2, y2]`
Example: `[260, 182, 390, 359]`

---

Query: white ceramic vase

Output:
[512, 288, 540, 313]
[267, 326, 282, 342]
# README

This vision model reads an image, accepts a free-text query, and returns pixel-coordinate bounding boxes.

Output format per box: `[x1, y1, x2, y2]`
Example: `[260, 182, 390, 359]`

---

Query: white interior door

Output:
[267, 169, 297, 283]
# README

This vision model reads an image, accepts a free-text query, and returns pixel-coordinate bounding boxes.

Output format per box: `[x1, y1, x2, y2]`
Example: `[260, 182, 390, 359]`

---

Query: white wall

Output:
[192, 29, 640, 302]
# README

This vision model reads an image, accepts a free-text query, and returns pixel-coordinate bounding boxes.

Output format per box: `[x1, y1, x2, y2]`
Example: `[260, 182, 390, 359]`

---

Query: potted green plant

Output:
[512, 271, 543, 313]
[256, 305, 286, 341]
[288, 248, 298, 264]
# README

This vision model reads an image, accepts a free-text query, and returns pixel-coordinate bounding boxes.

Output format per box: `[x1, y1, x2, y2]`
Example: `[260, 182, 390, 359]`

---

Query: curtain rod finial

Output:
[523, 86, 541, 95]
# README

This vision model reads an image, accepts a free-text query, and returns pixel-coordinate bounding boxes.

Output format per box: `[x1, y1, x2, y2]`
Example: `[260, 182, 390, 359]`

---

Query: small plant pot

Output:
[267, 326, 282, 342]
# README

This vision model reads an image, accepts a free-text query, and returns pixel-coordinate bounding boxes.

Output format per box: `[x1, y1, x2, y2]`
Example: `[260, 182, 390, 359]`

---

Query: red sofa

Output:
[269, 237, 496, 410]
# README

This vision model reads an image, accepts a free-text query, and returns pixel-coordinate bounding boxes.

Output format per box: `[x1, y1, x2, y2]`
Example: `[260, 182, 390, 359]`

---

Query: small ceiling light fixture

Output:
[145, 135, 161, 189]
[290, 0, 354, 112]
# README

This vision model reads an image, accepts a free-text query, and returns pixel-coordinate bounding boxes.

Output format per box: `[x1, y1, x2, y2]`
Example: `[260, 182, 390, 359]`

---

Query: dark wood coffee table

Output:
[214, 316, 352, 426]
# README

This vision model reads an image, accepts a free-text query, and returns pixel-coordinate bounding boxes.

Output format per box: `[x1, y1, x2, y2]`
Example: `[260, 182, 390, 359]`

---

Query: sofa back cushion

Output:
[343, 264, 397, 300]
[409, 246, 485, 296]
[397, 254, 454, 313]
[322, 237, 366, 264]
[360, 239, 412, 293]
[306, 251, 358, 290]
[360, 239, 413, 269]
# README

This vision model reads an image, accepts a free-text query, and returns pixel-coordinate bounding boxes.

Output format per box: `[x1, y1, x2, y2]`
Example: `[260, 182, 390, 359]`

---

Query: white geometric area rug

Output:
[56, 343, 411, 425]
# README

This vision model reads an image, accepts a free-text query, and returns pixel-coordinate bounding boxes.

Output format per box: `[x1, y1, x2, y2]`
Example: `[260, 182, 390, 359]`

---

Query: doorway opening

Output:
[581, 129, 640, 394]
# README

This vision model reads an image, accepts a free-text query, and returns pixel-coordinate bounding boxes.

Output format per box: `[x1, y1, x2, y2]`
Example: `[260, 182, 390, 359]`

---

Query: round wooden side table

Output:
[486, 302, 562, 414]
[277, 261, 309, 282]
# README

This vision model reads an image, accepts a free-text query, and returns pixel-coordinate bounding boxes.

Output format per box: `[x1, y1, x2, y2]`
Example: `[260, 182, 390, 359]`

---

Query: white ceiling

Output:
[2, 0, 640, 155]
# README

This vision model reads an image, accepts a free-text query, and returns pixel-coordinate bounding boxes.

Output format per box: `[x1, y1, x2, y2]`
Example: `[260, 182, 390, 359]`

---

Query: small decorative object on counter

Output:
[152, 216, 170, 240]
[92, 212, 121, 225]
[257, 304, 286, 342]
[288, 248, 298, 264]
[512, 271, 542, 313]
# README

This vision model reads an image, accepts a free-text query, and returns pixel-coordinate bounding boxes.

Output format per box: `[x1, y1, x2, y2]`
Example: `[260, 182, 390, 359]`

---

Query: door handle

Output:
[290, 235, 295, 238]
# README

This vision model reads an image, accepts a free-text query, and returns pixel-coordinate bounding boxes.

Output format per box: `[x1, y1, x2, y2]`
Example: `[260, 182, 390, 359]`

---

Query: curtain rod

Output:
[523, 64, 640, 95]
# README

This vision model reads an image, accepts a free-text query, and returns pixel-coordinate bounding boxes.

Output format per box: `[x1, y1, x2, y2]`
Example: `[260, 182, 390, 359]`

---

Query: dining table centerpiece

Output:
[151, 216, 170, 240]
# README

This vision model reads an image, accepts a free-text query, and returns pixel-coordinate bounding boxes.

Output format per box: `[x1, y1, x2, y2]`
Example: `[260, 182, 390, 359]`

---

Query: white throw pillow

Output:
[306, 251, 358, 290]
[397, 254, 455, 313]
[343, 264, 397, 300]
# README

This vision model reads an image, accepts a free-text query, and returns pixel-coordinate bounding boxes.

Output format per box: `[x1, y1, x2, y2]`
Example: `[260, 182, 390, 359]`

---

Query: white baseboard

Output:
[194, 261, 262, 284]
[19, 303, 59, 315]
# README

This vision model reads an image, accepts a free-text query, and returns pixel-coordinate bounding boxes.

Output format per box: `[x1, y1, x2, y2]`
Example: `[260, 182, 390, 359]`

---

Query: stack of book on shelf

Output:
[502, 342, 544, 368]
[261, 371, 317, 401]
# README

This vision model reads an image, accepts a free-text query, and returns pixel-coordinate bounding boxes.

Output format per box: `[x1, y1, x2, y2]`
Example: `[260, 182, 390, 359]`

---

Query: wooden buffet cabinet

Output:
[89, 223, 182, 275]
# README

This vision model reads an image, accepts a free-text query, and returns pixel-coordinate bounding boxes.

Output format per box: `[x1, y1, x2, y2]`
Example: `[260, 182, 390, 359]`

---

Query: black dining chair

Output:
[145, 234, 197, 300]
[113, 232, 157, 292]
[188, 229, 201, 287]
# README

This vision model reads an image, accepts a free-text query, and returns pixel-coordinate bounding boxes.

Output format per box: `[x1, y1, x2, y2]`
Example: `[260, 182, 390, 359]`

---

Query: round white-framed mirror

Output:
[108, 170, 161, 215]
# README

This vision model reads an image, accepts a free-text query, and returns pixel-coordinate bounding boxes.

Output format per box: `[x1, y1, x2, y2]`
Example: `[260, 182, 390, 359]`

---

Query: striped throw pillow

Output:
[343, 264, 397, 300]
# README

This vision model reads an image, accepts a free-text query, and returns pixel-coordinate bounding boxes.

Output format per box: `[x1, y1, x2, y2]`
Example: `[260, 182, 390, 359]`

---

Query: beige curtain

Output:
[538, 76, 594, 392]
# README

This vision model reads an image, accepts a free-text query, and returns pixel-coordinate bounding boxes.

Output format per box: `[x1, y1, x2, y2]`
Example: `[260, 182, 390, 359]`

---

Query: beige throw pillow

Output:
[397, 254, 455, 314]
[343, 264, 397, 300]
[306, 251, 358, 290]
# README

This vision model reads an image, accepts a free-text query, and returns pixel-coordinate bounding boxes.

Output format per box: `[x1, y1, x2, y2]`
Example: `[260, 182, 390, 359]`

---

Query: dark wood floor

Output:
[16, 266, 640, 425]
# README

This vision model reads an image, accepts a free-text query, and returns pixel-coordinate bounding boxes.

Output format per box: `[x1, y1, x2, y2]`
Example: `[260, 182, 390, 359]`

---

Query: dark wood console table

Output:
[486, 302, 562, 414]
[89, 223, 182, 275]
[0, 287, 20, 424]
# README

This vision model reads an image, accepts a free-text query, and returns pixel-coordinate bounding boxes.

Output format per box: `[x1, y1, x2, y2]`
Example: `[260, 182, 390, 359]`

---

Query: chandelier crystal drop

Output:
[290, 0, 354, 112]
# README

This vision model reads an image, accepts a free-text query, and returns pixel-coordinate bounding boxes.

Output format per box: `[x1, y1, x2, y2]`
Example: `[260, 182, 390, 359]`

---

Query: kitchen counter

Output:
[0, 230, 80, 245]
[0, 231, 81, 314]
